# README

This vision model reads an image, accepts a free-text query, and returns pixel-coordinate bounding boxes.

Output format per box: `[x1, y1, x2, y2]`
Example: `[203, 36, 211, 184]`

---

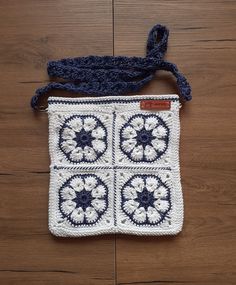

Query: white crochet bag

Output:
[47, 95, 184, 236]
[31, 24, 191, 237]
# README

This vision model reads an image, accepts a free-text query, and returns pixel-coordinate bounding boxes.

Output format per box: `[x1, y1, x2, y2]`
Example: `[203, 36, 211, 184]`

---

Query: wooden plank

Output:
[114, 0, 236, 284]
[0, 1, 114, 284]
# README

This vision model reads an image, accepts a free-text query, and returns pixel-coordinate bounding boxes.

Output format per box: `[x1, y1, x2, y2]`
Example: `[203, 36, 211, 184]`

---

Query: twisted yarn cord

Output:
[31, 24, 191, 110]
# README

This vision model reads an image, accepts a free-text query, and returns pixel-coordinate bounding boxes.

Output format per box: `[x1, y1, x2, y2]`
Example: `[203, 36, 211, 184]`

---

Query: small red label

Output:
[140, 100, 171, 110]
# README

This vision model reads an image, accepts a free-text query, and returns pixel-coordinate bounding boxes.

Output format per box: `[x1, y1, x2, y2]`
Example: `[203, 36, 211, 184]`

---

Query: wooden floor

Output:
[0, 1, 236, 284]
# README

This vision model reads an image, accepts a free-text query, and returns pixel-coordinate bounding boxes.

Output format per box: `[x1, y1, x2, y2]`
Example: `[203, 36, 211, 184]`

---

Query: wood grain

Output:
[114, 1, 236, 285]
[0, 0, 236, 285]
[0, 1, 115, 285]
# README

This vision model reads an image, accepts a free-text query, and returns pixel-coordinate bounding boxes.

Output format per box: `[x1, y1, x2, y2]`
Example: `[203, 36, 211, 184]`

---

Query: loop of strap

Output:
[31, 24, 192, 110]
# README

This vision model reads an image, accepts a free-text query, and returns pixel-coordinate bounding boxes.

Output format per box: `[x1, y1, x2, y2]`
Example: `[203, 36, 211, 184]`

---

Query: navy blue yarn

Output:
[120, 114, 169, 162]
[59, 174, 108, 225]
[59, 115, 107, 163]
[121, 174, 171, 226]
[73, 189, 93, 211]
[31, 24, 192, 110]
[137, 188, 156, 210]
[48, 96, 179, 106]
[75, 129, 93, 148]
[136, 129, 155, 146]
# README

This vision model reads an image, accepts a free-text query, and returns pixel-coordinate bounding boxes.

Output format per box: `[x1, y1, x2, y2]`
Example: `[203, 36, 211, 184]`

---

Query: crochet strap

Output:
[31, 24, 191, 110]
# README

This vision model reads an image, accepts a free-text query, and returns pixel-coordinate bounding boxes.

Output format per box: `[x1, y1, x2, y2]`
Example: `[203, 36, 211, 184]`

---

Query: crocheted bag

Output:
[31, 24, 191, 237]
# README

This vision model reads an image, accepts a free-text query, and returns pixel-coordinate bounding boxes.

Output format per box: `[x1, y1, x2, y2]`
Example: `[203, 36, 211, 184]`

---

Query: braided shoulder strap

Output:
[31, 24, 191, 110]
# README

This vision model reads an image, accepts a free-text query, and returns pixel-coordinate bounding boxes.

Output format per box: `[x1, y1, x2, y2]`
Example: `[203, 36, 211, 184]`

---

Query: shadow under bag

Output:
[31, 24, 192, 237]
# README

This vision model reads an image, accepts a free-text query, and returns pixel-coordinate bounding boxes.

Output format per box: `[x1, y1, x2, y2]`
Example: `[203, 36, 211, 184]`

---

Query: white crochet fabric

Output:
[47, 94, 183, 236]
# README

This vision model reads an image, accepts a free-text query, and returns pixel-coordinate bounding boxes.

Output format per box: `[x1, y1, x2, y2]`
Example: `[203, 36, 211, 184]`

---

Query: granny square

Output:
[115, 167, 183, 235]
[49, 167, 114, 236]
[48, 110, 113, 166]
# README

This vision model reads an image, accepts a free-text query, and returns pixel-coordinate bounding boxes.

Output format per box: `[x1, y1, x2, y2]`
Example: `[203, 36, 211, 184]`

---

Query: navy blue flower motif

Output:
[59, 174, 108, 225]
[121, 175, 171, 225]
[59, 115, 107, 163]
[120, 114, 169, 162]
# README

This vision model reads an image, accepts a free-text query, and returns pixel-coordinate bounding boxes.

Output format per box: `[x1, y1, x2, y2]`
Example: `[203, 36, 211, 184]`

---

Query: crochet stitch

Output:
[31, 24, 191, 110]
